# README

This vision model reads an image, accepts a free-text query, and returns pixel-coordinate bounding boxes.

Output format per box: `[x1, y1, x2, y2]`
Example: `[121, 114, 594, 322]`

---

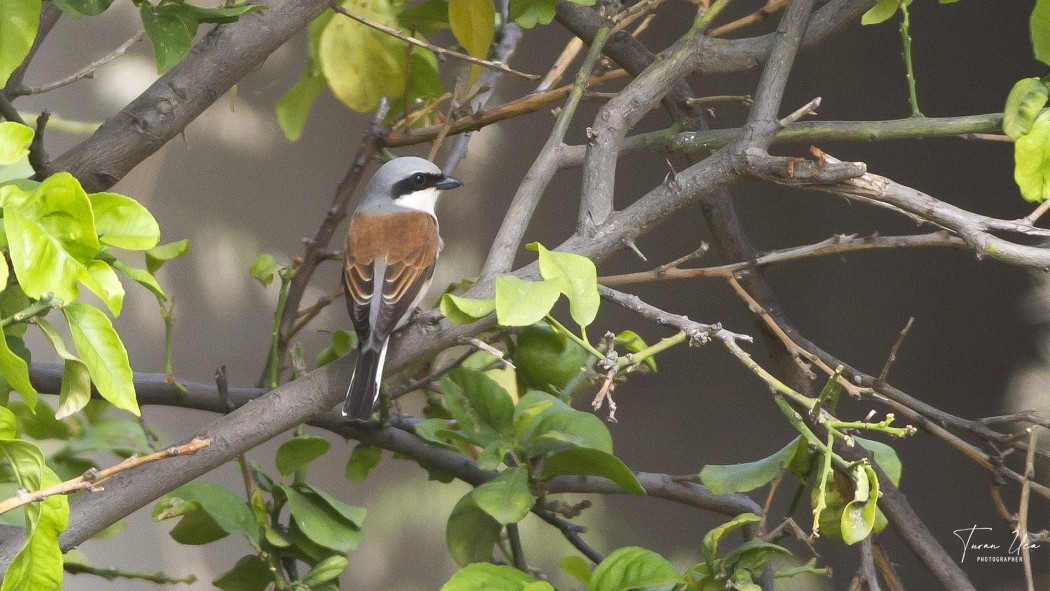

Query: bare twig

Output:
[480, 22, 614, 278]
[535, 37, 584, 93]
[709, 0, 789, 38]
[1017, 428, 1037, 591]
[18, 32, 146, 96]
[600, 233, 966, 286]
[879, 317, 915, 381]
[328, 2, 538, 80]
[0, 438, 211, 516]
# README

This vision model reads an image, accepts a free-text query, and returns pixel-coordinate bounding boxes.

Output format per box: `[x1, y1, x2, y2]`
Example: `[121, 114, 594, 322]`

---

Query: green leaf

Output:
[560, 555, 593, 586]
[494, 275, 561, 326]
[283, 486, 363, 553]
[699, 436, 802, 496]
[541, 447, 644, 496]
[398, 0, 450, 34]
[1015, 108, 1050, 202]
[527, 406, 613, 456]
[319, 0, 408, 112]
[1033, 0, 1050, 67]
[36, 318, 90, 419]
[441, 563, 539, 591]
[140, 2, 196, 73]
[345, 443, 382, 482]
[470, 467, 535, 524]
[448, 0, 493, 85]
[145, 239, 190, 273]
[508, 0, 558, 29]
[0, 332, 37, 408]
[855, 437, 902, 486]
[275, 435, 331, 477]
[0, 0, 40, 89]
[61, 417, 151, 457]
[446, 493, 502, 565]
[702, 513, 762, 566]
[50, 0, 114, 17]
[302, 484, 366, 527]
[169, 509, 229, 545]
[7, 400, 70, 440]
[109, 259, 166, 302]
[441, 293, 496, 324]
[861, 0, 899, 25]
[441, 367, 514, 446]
[589, 546, 679, 591]
[0, 122, 33, 166]
[154, 481, 260, 546]
[213, 555, 272, 591]
[389, 46, 442, 123]
[0, 468, 68, 591]
[0, 406, 16, 438]
[80, 260, 125, 316]
[87, 192, 160, 250]
[303, 555, 350, 587]
[62, 303, 138, 416]
[528, 243, 600, 327]
[316, 329, 358, 367]
[513, 325, 590, 394]
[1003, 78, 1049, 140]
[614, 330, 656, 371]
[249, 253, 281, 287]
[840, 465, 880, 545]
[276, 64, 326, 142]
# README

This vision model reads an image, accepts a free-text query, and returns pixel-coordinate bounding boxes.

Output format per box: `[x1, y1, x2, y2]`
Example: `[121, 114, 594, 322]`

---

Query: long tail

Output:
[343, 345, 386, 420]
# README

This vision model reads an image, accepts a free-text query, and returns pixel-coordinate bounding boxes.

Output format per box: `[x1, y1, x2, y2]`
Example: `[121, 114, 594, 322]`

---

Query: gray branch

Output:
[39, 0, 331, 192]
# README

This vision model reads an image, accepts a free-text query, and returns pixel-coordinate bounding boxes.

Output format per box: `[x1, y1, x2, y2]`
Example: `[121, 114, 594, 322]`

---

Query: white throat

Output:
[394, 187, 440, 216]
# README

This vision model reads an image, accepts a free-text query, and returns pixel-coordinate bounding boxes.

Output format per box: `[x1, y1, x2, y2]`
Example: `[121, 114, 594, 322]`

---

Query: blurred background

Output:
[11, 1, 1050, 589]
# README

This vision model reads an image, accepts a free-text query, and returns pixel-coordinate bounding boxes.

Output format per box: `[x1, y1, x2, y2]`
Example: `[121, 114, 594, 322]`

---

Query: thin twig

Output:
[535, 37, 584, 93]
[708, 0, 789, 38]
[328, 2, 538, 80]
[0, 438, 211, 515]
[217, 366, 257, 498]
[19, 32, 146, 96]
[879, 317, 914, 381]
[1017, 428, 1036, 591]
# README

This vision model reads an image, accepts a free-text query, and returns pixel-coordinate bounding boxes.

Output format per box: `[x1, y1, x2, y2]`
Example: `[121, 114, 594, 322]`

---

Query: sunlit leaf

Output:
[541, 447, 644, 496]
[35, 319, 90, 419]
[145, 239, 190, 273]
[528, 243, 600, 327]
[319, 0, 407, 112]
[62, 303, 138, 416]
[1003, 78, 1049, 140]
[440, 293, 496, 324]
[1015, 109, 1050, 202]
[440, 563, 540, 591]
[494, 275, 560, 327]
[0, 122, 33, 166]
[448, 0, 493, 85]
[87, 192, 160, 250]
[1033, 0, 1050, 67]
[0, 0, 40, 89]
[861, 0, 899, 25]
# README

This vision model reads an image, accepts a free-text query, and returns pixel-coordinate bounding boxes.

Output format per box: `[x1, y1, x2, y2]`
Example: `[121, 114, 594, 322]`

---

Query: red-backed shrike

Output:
[342, 157, 462, 420]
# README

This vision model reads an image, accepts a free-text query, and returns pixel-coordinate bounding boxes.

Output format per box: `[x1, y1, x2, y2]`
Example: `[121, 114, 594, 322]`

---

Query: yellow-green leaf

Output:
[80, 260, 125, 317]
[87, 191, 160, 250]
[1015, 109, 1050, 202]
[36, 318, 91, 419]
[319, 0, 407, 112]
[0, 122, 34, 166]
[0, 0, 41, 89]
[1003, 78, 1049, 140]
[448, 0, 493, 85]
[63, 303, 138, 416]
[494, 276, 560, 327]
[0, 333, 36, 409]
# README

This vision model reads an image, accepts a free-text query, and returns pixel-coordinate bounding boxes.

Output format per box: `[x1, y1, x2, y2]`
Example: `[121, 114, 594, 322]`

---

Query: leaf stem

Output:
[0, 293, 60, 328]
[545, 314, 603, 359]
[268, 270, 294, 390]
[899, 1, 922, 116]
[617, 330, 686, 370]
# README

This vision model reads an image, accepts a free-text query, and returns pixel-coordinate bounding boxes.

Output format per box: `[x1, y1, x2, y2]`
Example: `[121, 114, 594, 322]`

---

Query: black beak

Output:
[436, 175, 463, 190]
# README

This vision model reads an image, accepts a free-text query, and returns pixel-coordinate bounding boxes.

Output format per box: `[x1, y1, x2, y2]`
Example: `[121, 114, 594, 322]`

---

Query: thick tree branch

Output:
[40, 0, 331, 191]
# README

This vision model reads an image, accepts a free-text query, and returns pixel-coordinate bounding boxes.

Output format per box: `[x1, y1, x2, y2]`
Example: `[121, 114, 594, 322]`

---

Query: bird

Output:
[342, 156, 463, 420]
